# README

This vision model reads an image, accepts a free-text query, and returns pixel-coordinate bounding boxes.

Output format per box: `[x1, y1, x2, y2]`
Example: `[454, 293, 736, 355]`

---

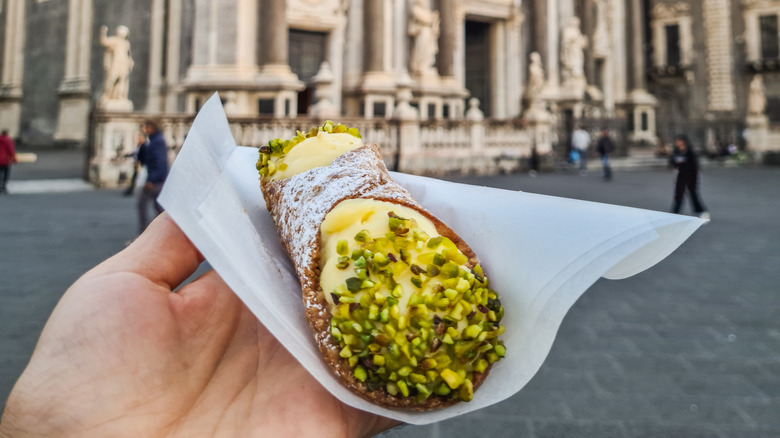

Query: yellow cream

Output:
[321, 198, 447, 312]
[269, 132, 363, 180]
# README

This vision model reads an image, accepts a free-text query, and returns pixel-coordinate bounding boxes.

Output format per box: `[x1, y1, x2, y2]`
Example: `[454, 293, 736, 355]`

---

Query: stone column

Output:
[146, 0, 166, 112]
[54, 0, 94, 146]
[0, 0, 26, 137]
[360, 0, 395, 118]
[256, 0, 304, 117]
[164, 0, 184, 112]
[539, 0, 559, 90]
[437, 0, 455, 78]
[627, 0, 646, 91]
[262, 0, 288, 68]
[365, 0, 385, 73]
[506, 5, 524, 118]
[625, 0, 656, 145]
[703, 0, 736, 112]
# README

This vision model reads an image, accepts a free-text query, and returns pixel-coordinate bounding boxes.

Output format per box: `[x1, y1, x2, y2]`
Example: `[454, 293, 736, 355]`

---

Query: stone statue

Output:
[527, 52, 546, 99]
[591, 0, 610, 59]
[561, 17, 587, 83]
[100, 25, 134, 103]
[748, 75, 766, 116]
[408, 0, 440, 76]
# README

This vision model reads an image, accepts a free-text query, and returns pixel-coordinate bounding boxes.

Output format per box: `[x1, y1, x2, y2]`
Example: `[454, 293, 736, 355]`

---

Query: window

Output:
[665, 24, 681, 66]
[759, 14, 779, 60]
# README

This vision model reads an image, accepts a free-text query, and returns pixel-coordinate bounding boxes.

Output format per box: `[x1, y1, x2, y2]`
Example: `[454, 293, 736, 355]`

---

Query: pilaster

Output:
[0, 0, 25, 137]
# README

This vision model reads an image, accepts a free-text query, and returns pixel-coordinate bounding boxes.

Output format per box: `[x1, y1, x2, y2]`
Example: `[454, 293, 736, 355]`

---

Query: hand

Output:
[144, 181, 155, 190]
[0, 214, 399, 438]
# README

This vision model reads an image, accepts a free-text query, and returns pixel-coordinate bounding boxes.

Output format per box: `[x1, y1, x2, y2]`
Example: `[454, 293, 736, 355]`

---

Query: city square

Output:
[2, 154, 779, 437]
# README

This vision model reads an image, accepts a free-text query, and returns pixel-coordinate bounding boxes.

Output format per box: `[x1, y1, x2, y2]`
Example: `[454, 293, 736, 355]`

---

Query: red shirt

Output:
[0, 134, 16, 165]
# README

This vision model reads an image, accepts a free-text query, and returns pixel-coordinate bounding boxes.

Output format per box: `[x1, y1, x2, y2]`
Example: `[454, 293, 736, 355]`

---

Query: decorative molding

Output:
[651, 2, 690, 20]
[742, 0, 780, 10]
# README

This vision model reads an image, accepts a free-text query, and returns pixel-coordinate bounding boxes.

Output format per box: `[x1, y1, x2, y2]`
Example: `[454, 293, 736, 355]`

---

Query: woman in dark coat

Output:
[669, 135, 710, 219]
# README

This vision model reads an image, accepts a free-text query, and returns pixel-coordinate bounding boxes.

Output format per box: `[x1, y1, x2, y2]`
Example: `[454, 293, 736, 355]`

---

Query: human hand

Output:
[0, 214, 400, 438]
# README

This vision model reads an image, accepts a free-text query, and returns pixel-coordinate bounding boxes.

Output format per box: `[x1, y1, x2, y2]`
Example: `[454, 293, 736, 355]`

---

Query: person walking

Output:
[0, 129, 17, 194]
[571, 126, 590, 173]
[137, 120, 169, 233]
[669, 134, 710, 219]
[596, 128, 613, 181]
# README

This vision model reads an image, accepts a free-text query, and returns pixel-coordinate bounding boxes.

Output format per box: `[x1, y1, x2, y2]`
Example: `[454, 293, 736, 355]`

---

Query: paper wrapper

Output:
[158, 94, 705, 425]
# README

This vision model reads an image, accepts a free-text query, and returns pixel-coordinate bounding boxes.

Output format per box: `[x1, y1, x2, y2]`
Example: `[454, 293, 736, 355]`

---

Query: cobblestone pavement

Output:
[1, 163, 778, 438]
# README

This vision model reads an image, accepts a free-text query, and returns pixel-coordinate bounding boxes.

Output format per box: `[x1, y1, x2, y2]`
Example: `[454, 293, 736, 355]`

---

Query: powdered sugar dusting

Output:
[259, 144, 483, 410]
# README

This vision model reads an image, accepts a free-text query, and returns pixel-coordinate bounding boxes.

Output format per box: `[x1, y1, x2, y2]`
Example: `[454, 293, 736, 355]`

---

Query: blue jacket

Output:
[138, 131, 169, 184]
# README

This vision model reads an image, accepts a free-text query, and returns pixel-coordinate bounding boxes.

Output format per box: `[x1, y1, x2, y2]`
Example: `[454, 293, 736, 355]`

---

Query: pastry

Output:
[256, 122, 506, 410]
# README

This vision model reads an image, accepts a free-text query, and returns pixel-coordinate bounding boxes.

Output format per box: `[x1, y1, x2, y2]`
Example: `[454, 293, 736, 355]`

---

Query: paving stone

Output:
[623, 421, 727, 438]
[533, 419, 627, 438]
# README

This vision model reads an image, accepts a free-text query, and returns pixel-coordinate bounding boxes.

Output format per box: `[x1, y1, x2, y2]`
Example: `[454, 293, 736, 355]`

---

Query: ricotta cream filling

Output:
[268, 132, 363, 180]
[320, 198, 469, 320]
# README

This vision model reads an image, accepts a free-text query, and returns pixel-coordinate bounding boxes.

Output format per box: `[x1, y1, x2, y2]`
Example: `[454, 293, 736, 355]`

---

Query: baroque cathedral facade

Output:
[0, 0, 777, 161]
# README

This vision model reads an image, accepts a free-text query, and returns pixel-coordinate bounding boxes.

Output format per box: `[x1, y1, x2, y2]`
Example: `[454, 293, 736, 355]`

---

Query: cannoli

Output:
[256, 122, 506, 410]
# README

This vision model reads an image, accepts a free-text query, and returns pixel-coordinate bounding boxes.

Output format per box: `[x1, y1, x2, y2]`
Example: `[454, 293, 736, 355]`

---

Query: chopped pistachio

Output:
[440, 368, 463, 389]
[354, 365, 367, 382]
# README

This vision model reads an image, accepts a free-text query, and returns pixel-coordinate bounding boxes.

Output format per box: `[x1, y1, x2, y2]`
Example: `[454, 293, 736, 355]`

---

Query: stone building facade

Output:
[0, 0, 778, 161]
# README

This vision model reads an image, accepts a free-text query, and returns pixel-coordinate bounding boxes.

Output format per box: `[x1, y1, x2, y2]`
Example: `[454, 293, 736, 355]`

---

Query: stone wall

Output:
[19, 1, 68, 146]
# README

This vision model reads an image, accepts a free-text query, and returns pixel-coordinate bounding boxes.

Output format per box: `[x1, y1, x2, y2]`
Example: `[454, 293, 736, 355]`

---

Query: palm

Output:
[2, 215, 397, 437]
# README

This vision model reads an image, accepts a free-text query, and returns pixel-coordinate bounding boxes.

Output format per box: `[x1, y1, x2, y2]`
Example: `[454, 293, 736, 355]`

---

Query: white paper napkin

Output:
[158, 94, 705, 425]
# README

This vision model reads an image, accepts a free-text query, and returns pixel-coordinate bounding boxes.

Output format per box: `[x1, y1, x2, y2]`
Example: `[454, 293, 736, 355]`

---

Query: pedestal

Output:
[99, 98, 134, 112]
[55, 82, 92, 147]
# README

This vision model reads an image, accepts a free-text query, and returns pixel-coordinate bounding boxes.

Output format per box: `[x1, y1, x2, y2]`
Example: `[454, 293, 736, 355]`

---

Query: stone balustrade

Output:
[89, 110, 551, 188]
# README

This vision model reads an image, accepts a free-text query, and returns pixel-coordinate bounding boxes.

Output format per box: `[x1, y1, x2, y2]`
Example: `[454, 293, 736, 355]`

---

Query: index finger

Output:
[94, 213, 205, 289]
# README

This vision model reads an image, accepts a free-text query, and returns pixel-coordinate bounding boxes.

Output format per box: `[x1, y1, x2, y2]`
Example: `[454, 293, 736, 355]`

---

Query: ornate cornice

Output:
[651, 2, 690, 20]
[742, 0, 780, 10]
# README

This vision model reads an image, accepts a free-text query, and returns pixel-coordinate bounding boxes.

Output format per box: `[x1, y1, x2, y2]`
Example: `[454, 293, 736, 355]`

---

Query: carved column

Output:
[261, 0, 286, 66]
[627, 0, 646, 91]
[437, 0, 455, 78]
[54, 0, 93, 145]
[360, 0, 394, 118]
[147, 0, 166, 112]
[625, 0, 656, 145]
[0, 0, 26, 137]
[164, 0, 184, 112]
[365, 0, 385, 73]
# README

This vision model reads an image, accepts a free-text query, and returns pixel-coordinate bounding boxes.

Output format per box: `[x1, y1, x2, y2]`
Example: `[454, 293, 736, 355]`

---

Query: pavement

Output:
[1, 149, 779, 438]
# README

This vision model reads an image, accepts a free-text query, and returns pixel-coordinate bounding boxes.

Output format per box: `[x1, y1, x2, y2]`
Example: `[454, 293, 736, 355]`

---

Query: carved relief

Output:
[651, 2, 691, 19]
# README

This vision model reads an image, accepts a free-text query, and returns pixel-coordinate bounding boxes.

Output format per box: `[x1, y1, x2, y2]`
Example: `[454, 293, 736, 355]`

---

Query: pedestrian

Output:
[0, 129, 17, 194]
[571, 125, 590, 173]
[669, 134, 710, 219]
[122, 133, 145, 197]
[136, 120, 169, 233]
[596, 127, 613, 181]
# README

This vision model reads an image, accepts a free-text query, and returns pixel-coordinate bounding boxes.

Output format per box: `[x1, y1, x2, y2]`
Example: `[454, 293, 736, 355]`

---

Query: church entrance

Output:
[464, 20, 491, 117]
[289, 29, 327, 115]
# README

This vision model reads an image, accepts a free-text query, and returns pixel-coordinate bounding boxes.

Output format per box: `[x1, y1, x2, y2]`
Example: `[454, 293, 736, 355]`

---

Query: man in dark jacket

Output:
[669, 135, 709, 219]
[596, 128, 613, 181]
[137, 120, 169, 233]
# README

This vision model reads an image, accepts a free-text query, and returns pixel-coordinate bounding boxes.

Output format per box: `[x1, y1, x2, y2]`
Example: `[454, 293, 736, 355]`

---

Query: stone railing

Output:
[89, 110, 551, 188]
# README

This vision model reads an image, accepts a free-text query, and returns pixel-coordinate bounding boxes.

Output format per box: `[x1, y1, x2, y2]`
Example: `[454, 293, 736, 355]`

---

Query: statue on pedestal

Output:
[748, 74, 766, 117]
[527, 52, 546, 100]
[99, 25, 134, 110]
[561, 17, 587, 85]
[408, 0, 440, 76]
